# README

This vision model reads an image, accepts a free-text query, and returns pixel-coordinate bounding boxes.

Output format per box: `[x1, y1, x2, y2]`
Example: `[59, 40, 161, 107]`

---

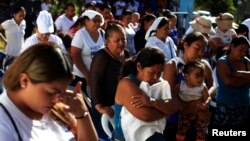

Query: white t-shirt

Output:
[127, 1, 140, 12]
[71, 27, 105, 78]
[121, 79, 171, 141]
[209, 27, 236, 45]
[242, 18, 250, 40]
[124, 24, 136, 55]
[113, 0, 126, 17]
[242, 18, 250, 55]
[179, 80, 205, 102]
[55, 14, 77, 34]
[0, 92, 75, 141]
[145, 36, 177, 62]
[20, 33, 66, 54]
[1, 18, 26, 56]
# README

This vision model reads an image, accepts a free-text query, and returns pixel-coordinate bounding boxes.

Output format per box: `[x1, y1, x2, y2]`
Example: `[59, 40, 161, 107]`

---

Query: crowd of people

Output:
[0, 0, 250, 141]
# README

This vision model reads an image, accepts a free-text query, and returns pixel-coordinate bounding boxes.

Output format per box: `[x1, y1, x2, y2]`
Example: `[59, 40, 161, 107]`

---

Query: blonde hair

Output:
[3, 42, 74, 91]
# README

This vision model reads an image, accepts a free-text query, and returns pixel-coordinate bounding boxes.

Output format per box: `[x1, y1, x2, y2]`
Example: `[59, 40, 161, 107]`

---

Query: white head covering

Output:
[36, 10, 54, 33]
[81, 10, 104, 26]
[145, 17, 164, 40]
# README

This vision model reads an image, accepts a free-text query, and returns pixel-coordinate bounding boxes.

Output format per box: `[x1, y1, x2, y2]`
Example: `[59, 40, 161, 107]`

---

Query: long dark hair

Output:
[120, 47, 165, 78]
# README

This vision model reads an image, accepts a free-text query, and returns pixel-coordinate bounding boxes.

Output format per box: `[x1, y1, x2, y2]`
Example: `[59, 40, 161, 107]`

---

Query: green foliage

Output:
[195, 0, 236, 16]
[50, 0, 85, 15]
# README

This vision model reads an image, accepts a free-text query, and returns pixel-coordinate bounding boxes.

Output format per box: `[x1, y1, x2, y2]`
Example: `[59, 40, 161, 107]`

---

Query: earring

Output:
[21, 84, 26, 88]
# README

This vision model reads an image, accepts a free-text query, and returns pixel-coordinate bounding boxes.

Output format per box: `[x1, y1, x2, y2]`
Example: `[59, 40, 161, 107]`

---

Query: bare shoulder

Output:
[201, 59, 211, 69]
[163, 60, 178, 87]
[118, 77, 140, 92]
[164, 60, 177, 73]
[117, 77, 134, 87]
[166, 59, 177, 66]
[115, 77, 141, 104]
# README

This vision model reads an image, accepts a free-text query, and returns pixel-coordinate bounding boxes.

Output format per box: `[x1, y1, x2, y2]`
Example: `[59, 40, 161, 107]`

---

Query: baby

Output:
[176, 60, 211, 141]
[121, 77, 172, 141]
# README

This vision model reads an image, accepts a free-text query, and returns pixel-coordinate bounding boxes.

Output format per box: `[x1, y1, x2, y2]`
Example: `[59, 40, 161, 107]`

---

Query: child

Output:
[120, 77, 173, 141]
[140, 78, 172, 102]
[176, 60, 211, 141]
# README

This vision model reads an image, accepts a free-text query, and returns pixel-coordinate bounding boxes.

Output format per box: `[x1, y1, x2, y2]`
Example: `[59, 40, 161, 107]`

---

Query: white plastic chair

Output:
[101, 113, 115, 138]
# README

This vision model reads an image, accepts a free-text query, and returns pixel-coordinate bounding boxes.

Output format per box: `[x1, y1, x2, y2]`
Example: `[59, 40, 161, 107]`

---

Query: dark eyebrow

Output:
[49, 87, 64, 94]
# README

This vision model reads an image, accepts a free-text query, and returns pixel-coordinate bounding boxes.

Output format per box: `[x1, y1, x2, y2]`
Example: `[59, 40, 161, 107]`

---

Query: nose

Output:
[119, 39, 126, 46]
[152, 73, 160, 82]
[243, 50, 248, 56]
[51, 94, 62, 104]
[40, 33, 50, 41]
[41, 33, 50, 37]
[197, 50, 205, 59]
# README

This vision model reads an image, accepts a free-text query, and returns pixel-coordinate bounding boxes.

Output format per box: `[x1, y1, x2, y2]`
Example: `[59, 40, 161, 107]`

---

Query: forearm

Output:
[203, 90, 211, 106]
[65, 82, 98, 141]
[73, 58, 90, 78]
[225, 76, 250, 86]
[208, 84, 216, 98]
[150, 98, 179, 116]
[134, 106, 166, 122]
[235, 71, 250, 80]
[130, 94, 169, 121]
[90, 80, 102, 107]
[0, 33, 6, 42]
[204, 96, 211, 106]
[76, 114, 98, 141]
[95, 103, 109, 114]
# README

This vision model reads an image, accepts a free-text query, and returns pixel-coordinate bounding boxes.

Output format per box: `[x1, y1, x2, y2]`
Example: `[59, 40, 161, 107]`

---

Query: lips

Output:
[46, 104, 54, 110]
[45, 106, 53, 111]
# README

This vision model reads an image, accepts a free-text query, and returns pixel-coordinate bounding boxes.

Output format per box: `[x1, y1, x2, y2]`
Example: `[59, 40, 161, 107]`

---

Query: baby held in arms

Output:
[121, 77, 172, 141]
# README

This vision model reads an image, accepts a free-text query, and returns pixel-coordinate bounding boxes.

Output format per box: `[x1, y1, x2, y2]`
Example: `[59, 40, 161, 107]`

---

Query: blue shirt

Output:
[216, 56, 250, 106]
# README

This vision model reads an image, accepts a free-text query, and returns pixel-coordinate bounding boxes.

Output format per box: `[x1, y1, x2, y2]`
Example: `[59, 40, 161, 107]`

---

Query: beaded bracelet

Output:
[75, 111, 89, 119]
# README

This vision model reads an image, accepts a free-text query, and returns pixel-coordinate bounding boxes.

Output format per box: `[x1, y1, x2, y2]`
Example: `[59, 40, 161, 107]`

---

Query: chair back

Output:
[101, 113, 115, 138]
